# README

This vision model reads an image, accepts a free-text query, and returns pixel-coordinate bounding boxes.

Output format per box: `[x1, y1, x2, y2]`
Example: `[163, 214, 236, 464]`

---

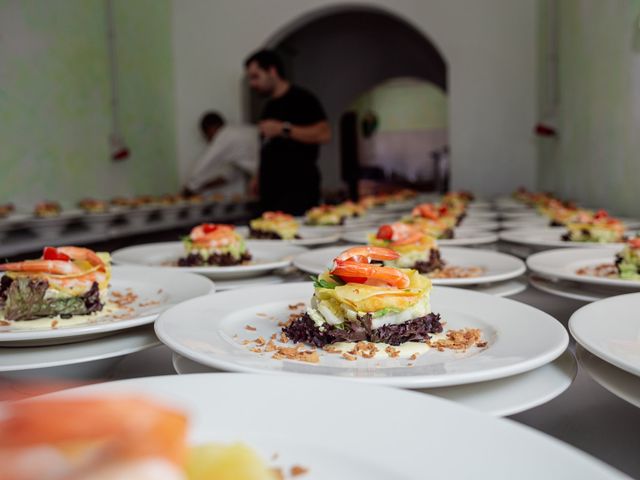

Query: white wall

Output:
[172, 0, 538, 197]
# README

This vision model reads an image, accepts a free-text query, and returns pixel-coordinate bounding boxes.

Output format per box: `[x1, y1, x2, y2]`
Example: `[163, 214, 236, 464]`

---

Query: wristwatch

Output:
[282, 122, 292, 138]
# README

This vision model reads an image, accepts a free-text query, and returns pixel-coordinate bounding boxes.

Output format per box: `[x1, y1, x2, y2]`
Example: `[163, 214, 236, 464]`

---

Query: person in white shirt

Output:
[183, 112, 258, 198]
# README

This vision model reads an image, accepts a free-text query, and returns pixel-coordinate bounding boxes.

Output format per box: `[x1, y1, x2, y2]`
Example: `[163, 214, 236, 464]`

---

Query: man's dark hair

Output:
[244, 49, 286, 79]
[200, 111, 225, 133]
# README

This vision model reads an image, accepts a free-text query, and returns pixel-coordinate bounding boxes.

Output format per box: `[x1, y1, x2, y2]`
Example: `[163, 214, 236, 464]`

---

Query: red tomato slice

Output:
[376, 225, 393, 240]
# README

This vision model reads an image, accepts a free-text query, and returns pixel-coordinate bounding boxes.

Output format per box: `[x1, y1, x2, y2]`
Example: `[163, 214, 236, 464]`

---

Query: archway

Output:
[247, 6, 448, 197]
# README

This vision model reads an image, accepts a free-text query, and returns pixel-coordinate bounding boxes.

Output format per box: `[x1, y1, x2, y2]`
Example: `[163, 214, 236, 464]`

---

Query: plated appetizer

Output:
[249, 211, 299, 240]
[334, 200, 366, 219]
[368, 223, 445, 274]
[0, 395, 281, 480]
[305, 205, 345, 226]
[403, 203, 456, 239]
[0, 246, 110, 321]
[283, 246, 443, 347]
[0, 203, 15, 218]
[576, 237, 640, 280]
[178, 224, 251, 267]
[111, 196, 137, 209]
[78, 198, 109, 213]
[34, 201, 62, 218]
[561, 210, 626, 243]
[616, 237, 640, 280]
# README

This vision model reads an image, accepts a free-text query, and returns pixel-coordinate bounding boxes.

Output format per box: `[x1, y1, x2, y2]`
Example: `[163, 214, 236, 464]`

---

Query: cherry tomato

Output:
[43, 246, 70, 261]
[376, 225, 393, 240]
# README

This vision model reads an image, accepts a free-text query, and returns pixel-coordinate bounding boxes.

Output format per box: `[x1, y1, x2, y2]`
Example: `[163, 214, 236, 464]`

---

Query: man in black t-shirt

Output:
[244, 50, 331, 215]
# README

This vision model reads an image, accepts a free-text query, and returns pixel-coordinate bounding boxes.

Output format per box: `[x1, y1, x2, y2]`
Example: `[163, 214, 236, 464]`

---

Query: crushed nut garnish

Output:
[288, 302, 305, 310]
[408, 353, 419, 361]
[323, 345, 342, 354]
[385, 346, 400, 358]
[245, 325, 257, 331]
[0, 320, 10, 326]
[428, 328, 484, 351]
[291, 465, 309, 476]
[279, 332, 289, 343]
[51, 319, 59, 328]
[429, 266, 485, 279]
[341, 352, 357, 361]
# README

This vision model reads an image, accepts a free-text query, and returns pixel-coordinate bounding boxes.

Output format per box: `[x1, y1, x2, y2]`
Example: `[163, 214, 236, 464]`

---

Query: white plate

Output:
[464, 278, 528, 297]
[111, 241, 306, 279]
[528, 275, 622, 302]
[457, 219, 499, 230]
[214, 274, 286, 291]
[155, 283, 568, 388]
[0, 325, 158, 373]
[236, 225, 340, 246]
[172, 349, 576, 417]
[527, 247, 640, 289]
[570, 292, 640, 377]
[0, 266, 214, 345]
[500, 227, 630, 249]
[341, 228, 499, 246]
[577, 345, 640, 409]
[292, 245, 525, 286]
[465, 210, 499, 220]
[500, 211, 544, 220]
[46, 374, 623, 479]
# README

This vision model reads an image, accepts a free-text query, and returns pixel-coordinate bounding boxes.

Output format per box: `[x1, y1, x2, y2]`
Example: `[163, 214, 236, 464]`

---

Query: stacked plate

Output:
[526, 247, 640, 301]
[0, 266, 215, 379]
[571, 293, 640, 408]
[154, 282, 574, 417]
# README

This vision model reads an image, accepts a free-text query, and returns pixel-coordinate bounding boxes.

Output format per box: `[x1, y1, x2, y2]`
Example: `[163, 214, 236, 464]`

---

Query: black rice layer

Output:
[283, 312, 443, 347]
[177, 251, 251, 267]
[413, 249, 446, 274]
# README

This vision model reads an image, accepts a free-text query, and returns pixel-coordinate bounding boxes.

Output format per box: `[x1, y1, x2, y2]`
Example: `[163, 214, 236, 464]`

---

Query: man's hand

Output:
[259, 120, 284, 139]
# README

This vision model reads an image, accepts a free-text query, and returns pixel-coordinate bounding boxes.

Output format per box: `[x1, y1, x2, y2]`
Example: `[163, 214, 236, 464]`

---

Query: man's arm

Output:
[259, 120, 331, 145]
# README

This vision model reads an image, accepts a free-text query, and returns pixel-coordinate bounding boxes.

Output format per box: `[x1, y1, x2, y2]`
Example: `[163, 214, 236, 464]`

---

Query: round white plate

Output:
[236, 225, 340, 246]
[214, 274, 286, 291]
[155, 283, 568, 388]
[292, 245, 525, 286]
[47, 374, 623, 479]
[528, 275, 622, 302]
[499, 227, 630, 249]
[0, 325, 158, 373]
[500, 211, 544, 220]
[570, 292, 640, 377]
[341, 228, 499, 246]
[0, 266, 214, 345]
[111, 241, 306, 280]
[172, 349, 576, 417]
[464, 278, 528, 297]
[527, 247, 640, 289]
[577, 345, 640, 409]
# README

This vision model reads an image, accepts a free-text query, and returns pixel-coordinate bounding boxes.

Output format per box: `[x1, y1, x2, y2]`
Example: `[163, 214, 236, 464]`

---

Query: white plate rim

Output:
[569, 292, 640, 377]
[499, 227, 630, 249]
[340, 228, 499, 246]
[526, 247, 640, 289]
[0, 326, 159, 372]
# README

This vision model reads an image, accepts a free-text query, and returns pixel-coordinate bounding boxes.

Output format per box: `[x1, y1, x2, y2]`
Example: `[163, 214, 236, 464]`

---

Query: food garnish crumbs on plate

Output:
[291, 465, 309, 476]
[341, 352, 357, 361]
[288, 302, 306, 310]
[428, 328, 485, 351]
[51, 319, 59, 328]
[245, 325, 257, 331]
[385, 346, 400, 358]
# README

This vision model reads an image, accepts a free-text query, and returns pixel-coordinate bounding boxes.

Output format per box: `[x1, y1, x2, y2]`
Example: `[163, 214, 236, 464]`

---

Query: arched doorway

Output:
[246, 6, 448, 198]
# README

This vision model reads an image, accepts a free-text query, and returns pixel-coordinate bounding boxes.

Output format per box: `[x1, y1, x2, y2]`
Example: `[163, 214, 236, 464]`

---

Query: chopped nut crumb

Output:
[271, 468, 285, 480]
[51, 319, 59, 328]
[408, 353, 418, 361]
[428, 328, 483, 352]
[323, 345, 342, 354]
[385, 346, 400, 358]
[291, 465, 309, 476]
[245, 325, 257, 331]
[341, 352, 357, 361]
